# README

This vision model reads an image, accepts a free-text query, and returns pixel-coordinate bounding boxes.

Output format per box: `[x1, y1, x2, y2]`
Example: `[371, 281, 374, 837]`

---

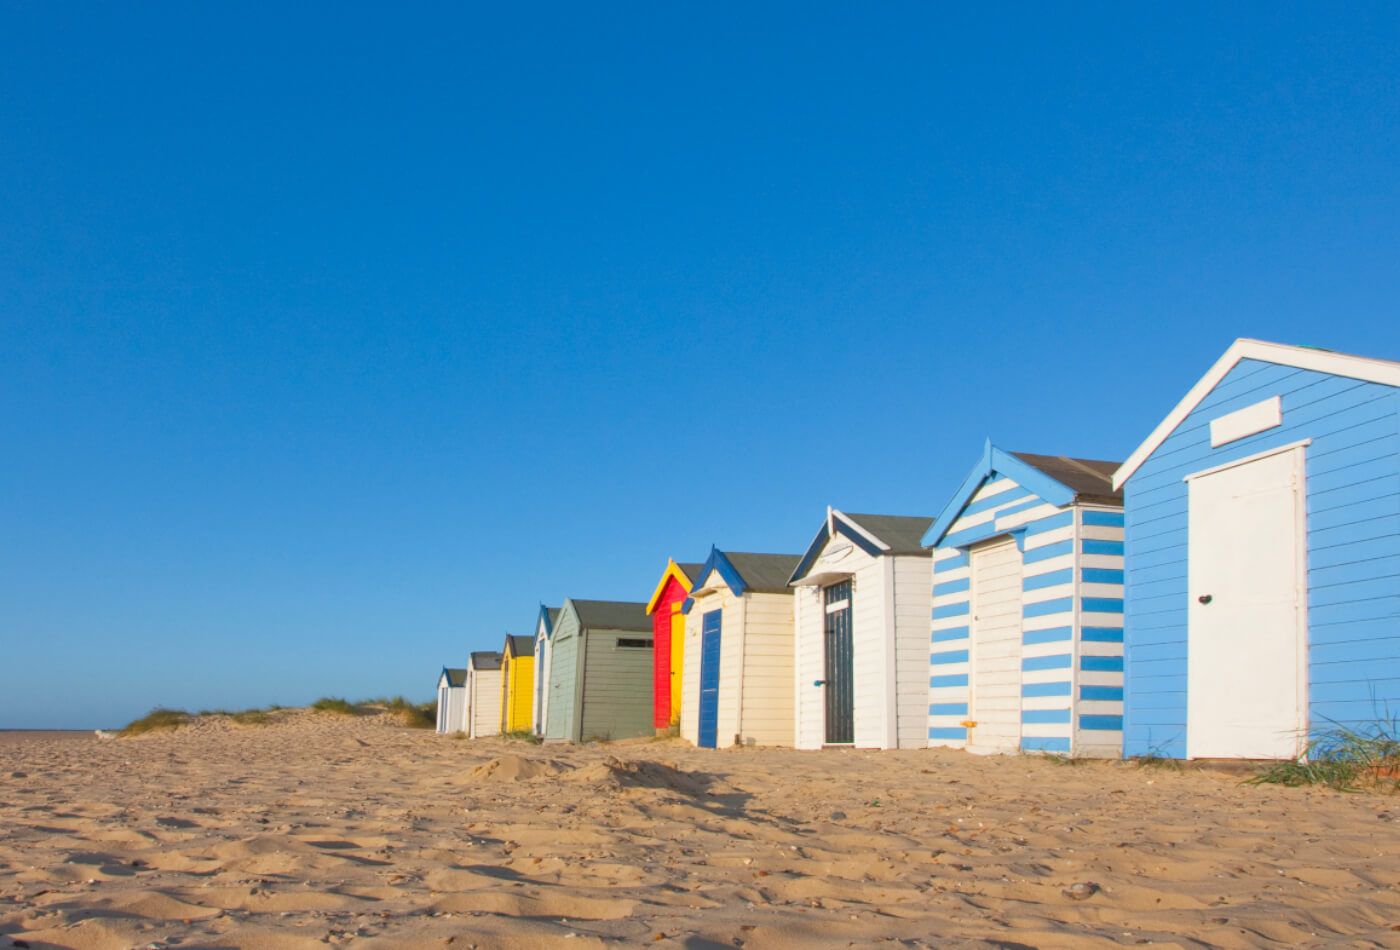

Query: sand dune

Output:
[2, 712, 1398, 949]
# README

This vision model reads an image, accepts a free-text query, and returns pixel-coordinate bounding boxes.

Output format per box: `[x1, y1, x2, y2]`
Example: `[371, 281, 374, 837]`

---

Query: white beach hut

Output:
[532, 605, 560, 737]
[435, 667, 468, 734]
[788, 510, 934, 750]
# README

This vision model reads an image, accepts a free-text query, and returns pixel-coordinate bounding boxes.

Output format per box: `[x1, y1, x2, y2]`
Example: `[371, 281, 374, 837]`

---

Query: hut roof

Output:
[1011, 453, 1122, 505]
[469, 651, 503, 671]
[440, 667, 468, 687]
[572, 599, 652, 633]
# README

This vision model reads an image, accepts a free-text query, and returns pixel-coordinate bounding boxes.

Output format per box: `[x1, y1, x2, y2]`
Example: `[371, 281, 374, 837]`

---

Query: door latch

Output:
[1198, 594, 1213, 604]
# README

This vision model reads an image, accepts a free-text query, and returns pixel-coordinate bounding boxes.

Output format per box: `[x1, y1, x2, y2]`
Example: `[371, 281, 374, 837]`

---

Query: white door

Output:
[968, 536, 1023, 754]
[1187, 447, 1307, 759]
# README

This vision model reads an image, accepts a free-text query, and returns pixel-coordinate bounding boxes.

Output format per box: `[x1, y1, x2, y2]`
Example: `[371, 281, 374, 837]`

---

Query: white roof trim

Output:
[832, 509, 891, 551]
[1113, 339, 1400, 490]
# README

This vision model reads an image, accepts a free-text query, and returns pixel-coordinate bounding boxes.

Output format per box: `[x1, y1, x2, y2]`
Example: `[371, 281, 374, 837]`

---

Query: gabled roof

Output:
[690, 546, 802, 600]
[536, 604, 560, 639]
[645, 559, 703, 614]
[569, 598, 652, 633]
[922, 440, 1123, 548]
[789, 508, 933, 585]
[503, 634, 533, 658]
[469, 651, 503, 671]
[440, 667, 467, 687]
[1114, 339, 1400, 489]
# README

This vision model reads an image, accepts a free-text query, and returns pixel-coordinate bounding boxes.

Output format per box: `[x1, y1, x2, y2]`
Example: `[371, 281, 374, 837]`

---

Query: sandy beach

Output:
[1, 711, 1397, 950]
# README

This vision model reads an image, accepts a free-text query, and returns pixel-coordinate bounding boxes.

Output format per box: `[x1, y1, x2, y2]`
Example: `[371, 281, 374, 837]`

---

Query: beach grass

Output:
[1247, 719, 1400, 792]
[502, 729, 543, 744]
[311, 697, 363, 716]
[120, 708, 192, 736]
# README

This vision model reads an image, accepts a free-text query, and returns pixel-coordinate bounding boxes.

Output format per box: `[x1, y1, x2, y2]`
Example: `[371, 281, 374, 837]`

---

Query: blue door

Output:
[698, 609, 722, 749]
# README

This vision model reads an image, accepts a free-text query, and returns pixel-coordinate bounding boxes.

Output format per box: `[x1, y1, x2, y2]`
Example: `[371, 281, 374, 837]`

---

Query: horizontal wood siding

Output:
[717, 593, 745, 746]
[847, 553, 887, 749]
[739, 591, 795, 747]
[470, 670, 503, 738]
[546, 610, 580, 742]
[533, 631, 551, 737]
[893, 554, 933, 748]
[1123, 360, 1400, 757]
[679, 602, 703, 744]
[579, 630, 655, 741]
[794, 580, 824, 749]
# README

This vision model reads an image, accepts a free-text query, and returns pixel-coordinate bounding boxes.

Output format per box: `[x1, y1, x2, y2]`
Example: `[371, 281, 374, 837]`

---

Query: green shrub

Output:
[502, 729, 543, 745]
[120, 709, 192, 736]
[311, 697, 362, 716]
[230, 709, 274, 725]
[1247, 719, 1400, 792]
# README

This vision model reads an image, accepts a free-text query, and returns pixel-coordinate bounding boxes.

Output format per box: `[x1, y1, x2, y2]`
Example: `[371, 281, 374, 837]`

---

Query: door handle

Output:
[813, 680, 826, 687]
[1198, 594, 1213, 604]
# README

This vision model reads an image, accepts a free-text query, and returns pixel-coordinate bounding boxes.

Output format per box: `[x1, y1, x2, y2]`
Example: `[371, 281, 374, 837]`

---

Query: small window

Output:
[616, 638, 650, 648]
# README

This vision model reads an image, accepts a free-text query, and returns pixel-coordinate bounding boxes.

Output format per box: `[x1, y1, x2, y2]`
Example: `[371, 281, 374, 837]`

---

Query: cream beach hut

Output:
[531, 605, 560, 737]
[543, 599, 654, 743]
[788, 510, 934, 749]
[925, 443, 1125, 757]
[466, 651, 503, 740]
[435, 667, 468, 734]
[680, 548, 802, 749]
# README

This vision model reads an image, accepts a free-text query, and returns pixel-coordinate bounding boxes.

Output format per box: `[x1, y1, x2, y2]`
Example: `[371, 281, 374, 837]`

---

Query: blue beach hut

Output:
[1115, 339, 1400, 760]
[925, 443, 1125, 757]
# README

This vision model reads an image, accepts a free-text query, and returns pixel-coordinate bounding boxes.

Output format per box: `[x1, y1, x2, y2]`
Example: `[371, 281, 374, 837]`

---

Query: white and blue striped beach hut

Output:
[925, 442, 1125, 757]
[1115, 339, 1400, 760]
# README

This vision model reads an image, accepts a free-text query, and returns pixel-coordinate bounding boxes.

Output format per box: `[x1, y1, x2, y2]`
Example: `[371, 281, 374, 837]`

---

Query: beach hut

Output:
[499, 635, 535, 734]
[531, 605, 560, 737]
[680, 548, 802, 749]
[788, 510, 934, 750]
[543, 599, 654, 743]
[435, 667, 468, 734]
[644, 559, 701, 732]
[925, 443, 1125, 757]
[466, 651, 503, 740]
[1114, 339, 1400, 760]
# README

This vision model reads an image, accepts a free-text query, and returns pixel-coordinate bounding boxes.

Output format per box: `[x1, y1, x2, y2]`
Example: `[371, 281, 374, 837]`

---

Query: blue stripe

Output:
[1024, 597, 1073, 618]
[1024, 626, 1072, 645]
[1082, 511, 1124, 527]
[1024, 540, 1073, 563]
[962, 485, 1031, 517]
[1023, 654, 1072, 671]
[930, 649, 969, 665]
[929, 674, 969, 688]
[942, 523, 1003, 549]
[933, 577, 970, 596]
[928, 703, 969, 716]
[929, 727, 968, 740]
[1080, 685, 1123, 702]
[1082, 540, 1124, 556]
[1023, 510, 1073, 536]
[934, 552, 969, 572]
[1021, 737, 1071, 752]
[1023, 709, 1071, 724]
[1081, 568, 1124, 585]
[932, 602, 969, 619]
[994, 497, 1046, 520]
[1080, 714, 1124, 731]
[1081, 656, 1124, 672]
[1082, 597, 1124, 613]
[1023, 681, 1071, 697]
[1023, 568, 1072, 591]
[1082, 626, 1123, 642]
[931, 626, 969, 642]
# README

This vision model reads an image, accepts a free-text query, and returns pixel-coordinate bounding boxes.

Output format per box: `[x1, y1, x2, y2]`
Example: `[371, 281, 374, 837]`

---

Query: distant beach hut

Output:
[788, 510, 934, 749]
[925, 443, 1125, 757]
[499, 634, 535, 734]
[644, 559, 701, 732]
[532, 605, 560, 737]
[435, 667, 468, 734]
[466, 651, 504, 740]
[543, 599, 654, 743]
[680, 548, 802, 749]
[1115, 339, 1400, 759]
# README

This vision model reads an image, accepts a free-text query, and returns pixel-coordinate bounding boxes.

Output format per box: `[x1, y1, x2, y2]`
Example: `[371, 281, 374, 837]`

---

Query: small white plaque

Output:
[1209, 395, 1282, 447]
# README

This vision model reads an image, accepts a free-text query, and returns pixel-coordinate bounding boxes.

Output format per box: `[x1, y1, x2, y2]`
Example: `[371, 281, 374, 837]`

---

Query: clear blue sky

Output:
[2, 3, 1396, 728]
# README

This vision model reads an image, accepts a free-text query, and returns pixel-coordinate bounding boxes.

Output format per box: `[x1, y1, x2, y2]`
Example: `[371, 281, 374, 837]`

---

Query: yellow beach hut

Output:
[499, 634, 535, 734]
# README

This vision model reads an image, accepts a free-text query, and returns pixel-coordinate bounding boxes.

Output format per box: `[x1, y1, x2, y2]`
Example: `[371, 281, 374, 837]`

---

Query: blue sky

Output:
[2, 3, 1396, 728]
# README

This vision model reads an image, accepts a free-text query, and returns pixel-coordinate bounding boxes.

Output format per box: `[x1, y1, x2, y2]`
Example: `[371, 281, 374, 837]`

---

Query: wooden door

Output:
[823, 580, 854, 744]
[969, 536, 1023, 753]
[698, 609, 722, 749]
[1187, 447, 1306, 759]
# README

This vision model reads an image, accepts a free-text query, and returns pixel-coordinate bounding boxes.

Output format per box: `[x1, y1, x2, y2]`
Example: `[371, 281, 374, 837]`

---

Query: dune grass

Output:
[1247, 719, 1400, 792]
[120, 708, 192, 736]
[502, 729, 543, 744]
[311, 697, 363, 716]
[229, 708, 274, 725]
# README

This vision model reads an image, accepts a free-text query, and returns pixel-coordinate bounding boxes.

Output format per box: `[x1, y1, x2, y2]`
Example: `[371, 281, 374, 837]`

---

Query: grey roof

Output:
[1011, 452, 1123, 505]
[506, 634, 533, 656]
[441, 668, 467, 687]
[677, 562, 704, 580]
[547, 606, 561, 627]
[469, 651, 503, 671]
[725, 552, 803, 594]
[572, 599, 652, 633]
[842, 513, 935, 555]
